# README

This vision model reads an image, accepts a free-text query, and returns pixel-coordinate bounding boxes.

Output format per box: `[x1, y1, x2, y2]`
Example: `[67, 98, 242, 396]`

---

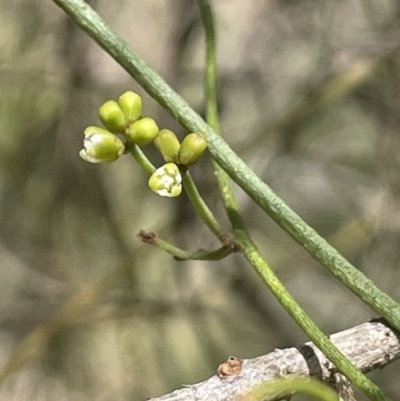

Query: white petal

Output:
[79, 149, 100, 163]
[148, 163, 182, 197]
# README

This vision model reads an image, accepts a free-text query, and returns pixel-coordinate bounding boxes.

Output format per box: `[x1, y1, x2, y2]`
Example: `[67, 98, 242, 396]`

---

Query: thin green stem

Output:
[199, 0, 220, 134]
[198, 0, 245, 232]
[129, 140, 226, 241]
[138, 230, 233, 261]
[129, 144, 155, 174]
[52, 0, 400, 348]
[249, 377, 339, 401]
[181, 171, 226, 241]
[197, 2, 390, 400]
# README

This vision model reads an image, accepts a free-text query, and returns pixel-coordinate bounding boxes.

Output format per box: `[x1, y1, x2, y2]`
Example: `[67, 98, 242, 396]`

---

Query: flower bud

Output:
[79, 126, 125, 163]
[178, 132, 207, 165]
[154, 129, 181, 163]
[98, 100, 126, 133]
[127, 117, 159, 146]
[118, 91, 142, 122]
[148, 163, 182, 197]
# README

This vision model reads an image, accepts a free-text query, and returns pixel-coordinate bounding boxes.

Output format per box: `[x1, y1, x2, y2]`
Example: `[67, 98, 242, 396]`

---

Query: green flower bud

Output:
[98, 100, 126, 133]
[79, 126, 125, 163]
[178, 132, 207, 165]
[154, 129, 181, 163]
[148, 163, 182, 197]
[127, 117, 159, 146]
[118, 91, 142, 122]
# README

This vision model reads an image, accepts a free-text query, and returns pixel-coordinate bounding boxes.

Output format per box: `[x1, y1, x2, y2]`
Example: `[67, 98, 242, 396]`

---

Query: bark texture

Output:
[149, 319, 400, 401]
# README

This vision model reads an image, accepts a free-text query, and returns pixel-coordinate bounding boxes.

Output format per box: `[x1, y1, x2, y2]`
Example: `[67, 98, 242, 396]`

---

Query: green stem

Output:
[197, 2, 390, 400]
[181, 171, 226, 241]
[250, 377, 339, 401]
[138, 230, 233, 261]
[129, 144, 155, 174]
[52, 0, 400, 348]
[197, 0, 245, 232]
[129, 138, 226, 241]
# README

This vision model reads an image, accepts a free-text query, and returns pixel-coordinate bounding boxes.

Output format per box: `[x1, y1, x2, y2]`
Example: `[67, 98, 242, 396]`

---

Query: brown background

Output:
[1, 0, 400, 400]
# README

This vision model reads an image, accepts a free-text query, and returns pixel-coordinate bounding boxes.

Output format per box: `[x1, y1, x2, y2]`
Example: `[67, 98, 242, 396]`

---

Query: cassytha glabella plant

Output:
[54, 0, 399, 399]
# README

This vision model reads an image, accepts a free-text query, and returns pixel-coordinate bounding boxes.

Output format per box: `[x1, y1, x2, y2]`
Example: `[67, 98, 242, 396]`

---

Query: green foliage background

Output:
[1, 0, 400, 400]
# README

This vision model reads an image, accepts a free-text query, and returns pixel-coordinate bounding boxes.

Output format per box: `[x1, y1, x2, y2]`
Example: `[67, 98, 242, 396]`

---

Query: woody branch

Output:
[149, 320, 400, 401]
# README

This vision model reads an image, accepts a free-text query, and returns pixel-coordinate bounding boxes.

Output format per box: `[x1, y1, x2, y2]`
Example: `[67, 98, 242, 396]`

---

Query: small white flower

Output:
[148, 163, 182, 197]
[79, 126, 125, 163]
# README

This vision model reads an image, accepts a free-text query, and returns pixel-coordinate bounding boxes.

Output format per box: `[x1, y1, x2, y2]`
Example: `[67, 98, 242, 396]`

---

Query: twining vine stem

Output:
[51, 0, 400, 399]
[51, 0, 400, 336]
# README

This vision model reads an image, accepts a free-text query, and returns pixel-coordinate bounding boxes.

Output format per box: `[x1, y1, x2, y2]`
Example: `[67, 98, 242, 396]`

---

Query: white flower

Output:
[79, 126, 125, 163]
[148, 163, 182, 197]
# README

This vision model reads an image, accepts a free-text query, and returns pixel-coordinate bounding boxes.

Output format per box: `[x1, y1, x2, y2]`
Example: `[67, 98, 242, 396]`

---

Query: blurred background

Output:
[1, 0, 400, 400]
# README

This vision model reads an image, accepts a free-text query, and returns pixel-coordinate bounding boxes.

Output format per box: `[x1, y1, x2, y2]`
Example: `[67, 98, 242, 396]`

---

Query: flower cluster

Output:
[79, 91, 207, 197]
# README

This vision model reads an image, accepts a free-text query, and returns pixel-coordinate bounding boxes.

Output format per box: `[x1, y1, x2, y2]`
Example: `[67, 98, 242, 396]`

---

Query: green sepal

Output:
[98, 100, 126, 133]
[154, 129, 181, 163]
[127, 117, 159, 146]
[178, 132, 207, 166]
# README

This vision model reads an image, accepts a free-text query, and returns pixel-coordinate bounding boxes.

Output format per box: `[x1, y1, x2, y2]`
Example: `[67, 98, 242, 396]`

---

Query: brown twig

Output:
[147, 319, 400, 401]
